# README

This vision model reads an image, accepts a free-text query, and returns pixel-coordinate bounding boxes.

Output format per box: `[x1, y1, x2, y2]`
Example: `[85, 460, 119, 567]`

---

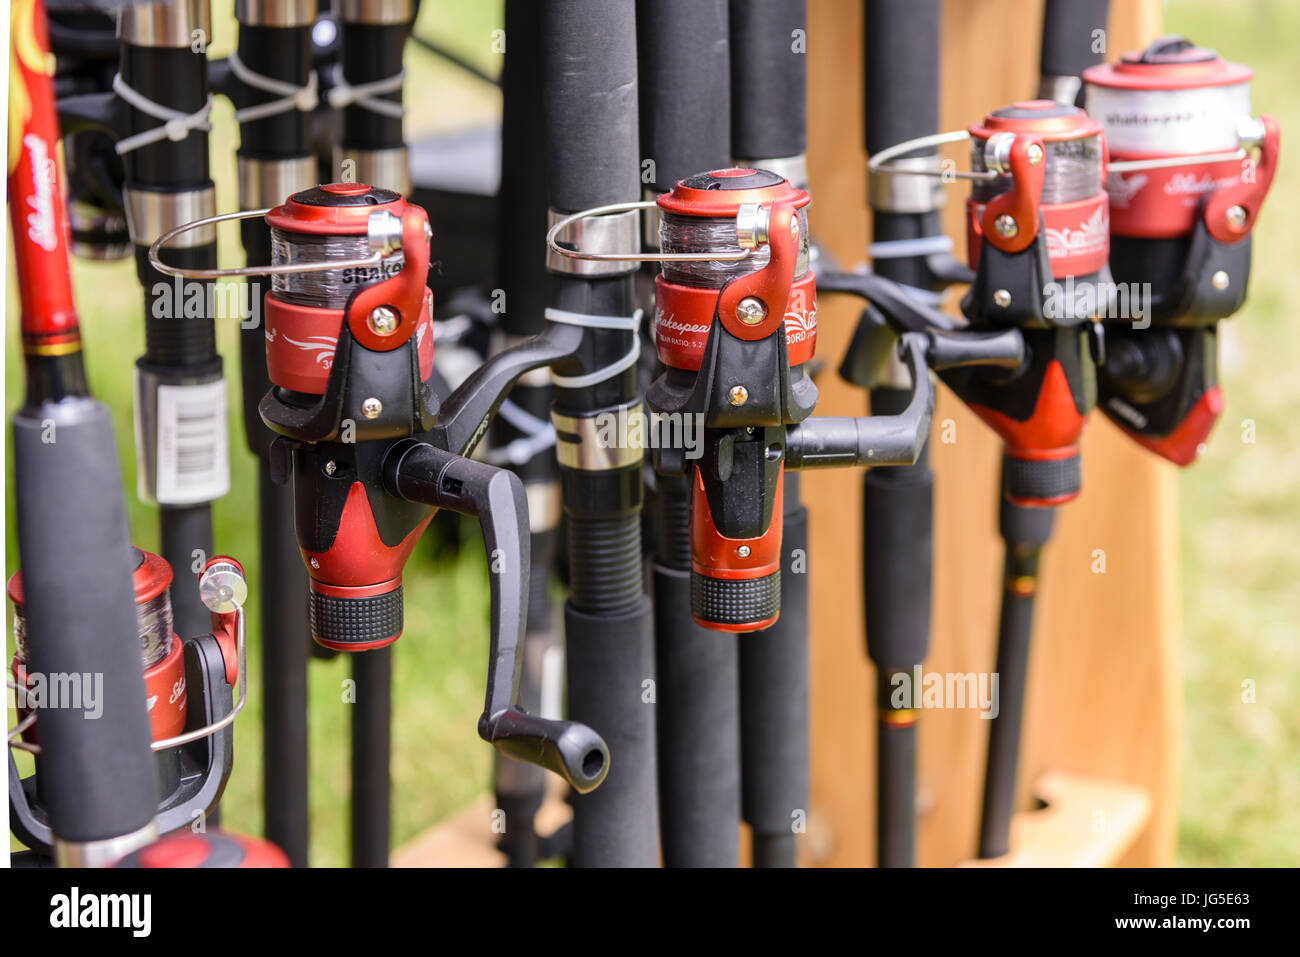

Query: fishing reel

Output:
[150, 185, 609, 792]
[1084, 36, 1279, 464]
[9, 552, 247, 858]
[550, 168, 934, 632]
[852, 100, 1111, 507]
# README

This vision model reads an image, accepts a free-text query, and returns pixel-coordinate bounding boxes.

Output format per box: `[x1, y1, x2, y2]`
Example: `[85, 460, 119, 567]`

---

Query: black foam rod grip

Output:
[729, 0, 806, 160]
[863, 452, 933, 667]
[741, 482, 809, 839]
[654, 563, 741, 867]
[13, 400, 158, 845]
[541, 0, 642, 211]
[566, 598, 660, 865]
[499, 0, 552, 337]
[1039, 0, 1110, 80]
[638, 0, 731, 191]
[863, 0, 941, 155]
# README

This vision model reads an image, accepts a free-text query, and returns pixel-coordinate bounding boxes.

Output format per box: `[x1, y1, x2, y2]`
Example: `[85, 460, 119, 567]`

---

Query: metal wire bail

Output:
[148, 207, 405, 280]
[546, 199, 756, 264]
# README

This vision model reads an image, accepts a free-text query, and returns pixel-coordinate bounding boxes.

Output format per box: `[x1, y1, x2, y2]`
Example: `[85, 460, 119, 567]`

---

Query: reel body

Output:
[1084, 36, 1279, 464]
[943, 100, 1107, 506]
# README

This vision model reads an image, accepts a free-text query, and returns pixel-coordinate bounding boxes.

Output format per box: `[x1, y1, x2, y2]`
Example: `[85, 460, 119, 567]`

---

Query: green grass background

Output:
[6, 0, 1297, 866]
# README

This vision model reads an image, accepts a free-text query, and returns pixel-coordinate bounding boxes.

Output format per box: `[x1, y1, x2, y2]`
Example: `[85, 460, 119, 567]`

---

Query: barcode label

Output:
[154, 380, 230, 505]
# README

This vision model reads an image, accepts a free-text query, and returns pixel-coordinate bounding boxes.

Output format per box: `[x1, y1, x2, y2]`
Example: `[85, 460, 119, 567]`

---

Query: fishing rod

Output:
[1038, 0, 1110, 106]
[150, 182, 612, 859]
[332, 0, 415, 867]
[206, 0, 321, 869]
[97, 0, 227, 641]
[538, 0, 659, 868]
[1084, 37, 1278, 462]
[724, 0, 812, 870]
[6, 0, 158, 866]
[822, 86, 1111, 870]
[489, 0, 566, 868]
[637, 0, 741, 869]
[855, 0, 953, 869]
[970, 2, 1111, 860]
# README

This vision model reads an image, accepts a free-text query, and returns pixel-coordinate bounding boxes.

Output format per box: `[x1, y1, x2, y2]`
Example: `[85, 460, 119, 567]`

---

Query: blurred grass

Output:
[6, 0, 507, 866]
[6, 0, 1298, 868]
[1160, 0, 1300, 866]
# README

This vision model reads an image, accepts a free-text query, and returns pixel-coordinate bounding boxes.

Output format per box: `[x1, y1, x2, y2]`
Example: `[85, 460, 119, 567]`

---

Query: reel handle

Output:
[383, 440, 609, 793]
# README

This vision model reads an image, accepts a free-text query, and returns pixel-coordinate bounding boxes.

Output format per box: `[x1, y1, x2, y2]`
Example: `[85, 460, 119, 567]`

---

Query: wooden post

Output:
[804, 0, 1177, 867]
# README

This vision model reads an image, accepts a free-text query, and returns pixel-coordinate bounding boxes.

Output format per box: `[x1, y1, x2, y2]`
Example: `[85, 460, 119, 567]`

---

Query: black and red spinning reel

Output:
[150, 183, 609, 792]
[1084, 36, 1279, 464]
[9, 552, 247, 857]
[550, 167, 934, 634]
[836, 99, 1111, 507]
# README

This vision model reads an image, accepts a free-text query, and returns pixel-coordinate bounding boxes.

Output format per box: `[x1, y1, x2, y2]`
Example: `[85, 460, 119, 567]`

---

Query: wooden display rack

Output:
[398, 0, 1177, 868]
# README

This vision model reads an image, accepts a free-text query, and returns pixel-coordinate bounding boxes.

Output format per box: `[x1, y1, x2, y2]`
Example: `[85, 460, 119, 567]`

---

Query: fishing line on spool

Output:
[659, 208, 811, 287]
[970, 134, 1103, 205]
[270, 229, 405, 308]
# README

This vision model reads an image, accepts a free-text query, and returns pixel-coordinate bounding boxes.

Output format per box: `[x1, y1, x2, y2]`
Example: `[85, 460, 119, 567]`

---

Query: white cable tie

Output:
[112, 74, 213, 155]
[867, 234, 954, 260]
[545, 307, 643, 388]
[484, 400, 557, 465]
[326, 70, 406, 119]
[228, 50, 319, 124]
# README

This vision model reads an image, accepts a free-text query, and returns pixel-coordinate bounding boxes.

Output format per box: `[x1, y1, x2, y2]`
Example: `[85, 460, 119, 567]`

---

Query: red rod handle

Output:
[8, 0, 81, 350]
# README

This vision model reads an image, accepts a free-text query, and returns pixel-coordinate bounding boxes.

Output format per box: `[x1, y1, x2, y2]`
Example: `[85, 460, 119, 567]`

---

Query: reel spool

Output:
[966, 100, 1108, 283]
[1083, 36, 1279, 465]
[263, 183, 434, 398]
[654, 168, 815, 373]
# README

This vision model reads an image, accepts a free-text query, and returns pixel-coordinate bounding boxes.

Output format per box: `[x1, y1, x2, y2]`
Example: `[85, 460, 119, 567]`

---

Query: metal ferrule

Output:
[118, 0, 211, 49]
[337, 146, 411, 197]
[68, 201, 131, 260]
[641, 186, 663, 250]
[734, 153, 808, 190]
[55, 820, 160, 868]
[552, 403, 645, 471]
[237, 155, 317, 211]
[236, 0, 317, 27]
[526, 480, 563, 533]
[868, 154, 947, 214]
[1037, 74, 1082, 106]
[546, 207, 641, 277]
[340, 0, 414, 25]
[125, 185, 216, 247]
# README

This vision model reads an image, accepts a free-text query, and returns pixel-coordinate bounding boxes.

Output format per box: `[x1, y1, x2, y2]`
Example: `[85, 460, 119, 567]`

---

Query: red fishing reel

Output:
[151, 186, 611, 792]
[258, 183, 436, 651]
[1084, 36, 1279, 465]
[871, 101, 1107, 507]
[8, 552, 248, 855]
[645, 169, 819, 632]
